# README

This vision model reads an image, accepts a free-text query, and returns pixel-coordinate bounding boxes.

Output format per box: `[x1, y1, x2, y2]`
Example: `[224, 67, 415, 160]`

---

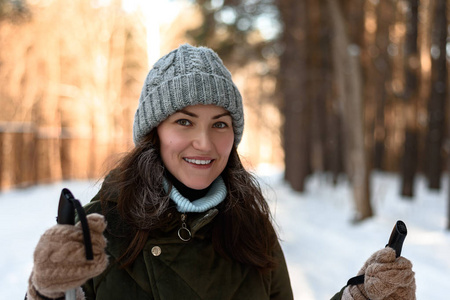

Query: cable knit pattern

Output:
[164, 176, 227, 213]
[28, 214, 108, 298]
[343, 247, 416, 300]
[365, 248, 416, 299]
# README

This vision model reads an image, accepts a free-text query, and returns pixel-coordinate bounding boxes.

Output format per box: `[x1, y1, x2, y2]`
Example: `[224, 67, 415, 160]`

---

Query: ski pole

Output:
[57, 189, 93, 300]
[347, 220, 408, 286]
[386, 220, 407, 258]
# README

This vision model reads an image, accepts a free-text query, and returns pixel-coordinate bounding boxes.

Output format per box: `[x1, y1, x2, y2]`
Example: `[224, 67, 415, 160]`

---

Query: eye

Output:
[213, 121, 228, 129]
[176, 119, 192, 126]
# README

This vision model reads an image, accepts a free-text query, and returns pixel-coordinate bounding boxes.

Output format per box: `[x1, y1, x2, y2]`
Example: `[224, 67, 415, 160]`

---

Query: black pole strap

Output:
[72, 198, 94, 260]
[347, 274, 365, 286]
[57, 188, 94, 261]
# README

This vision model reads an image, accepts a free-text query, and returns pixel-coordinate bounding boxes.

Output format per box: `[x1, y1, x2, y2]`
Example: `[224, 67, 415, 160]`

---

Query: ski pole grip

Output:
[386, 220, 407, 258]
[56, 188, 94, 260]
[58, 188, 76, 225]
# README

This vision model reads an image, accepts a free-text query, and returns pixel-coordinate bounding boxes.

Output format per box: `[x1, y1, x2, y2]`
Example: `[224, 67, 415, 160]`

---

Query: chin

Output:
[183, 178, 214, 190]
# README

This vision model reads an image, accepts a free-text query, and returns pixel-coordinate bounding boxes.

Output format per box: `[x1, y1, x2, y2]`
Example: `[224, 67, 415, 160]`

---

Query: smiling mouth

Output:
[183, 158, 213, 165]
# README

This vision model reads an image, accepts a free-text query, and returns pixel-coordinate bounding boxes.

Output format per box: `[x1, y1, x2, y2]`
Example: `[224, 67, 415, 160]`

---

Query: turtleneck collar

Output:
[163, 174, 227, 214]
[165, 171, 210, 201]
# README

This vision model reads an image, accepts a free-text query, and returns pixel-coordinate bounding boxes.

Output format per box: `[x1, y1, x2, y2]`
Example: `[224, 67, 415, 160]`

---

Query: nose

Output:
[192, 129, 213, 151]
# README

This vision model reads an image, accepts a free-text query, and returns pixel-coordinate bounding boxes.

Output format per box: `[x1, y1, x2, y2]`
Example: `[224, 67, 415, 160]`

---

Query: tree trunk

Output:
[278, 0, 310, 192]
[307, 0, 328, 174]
[372, 0, 395, 170]
[426, 0, 447, 190]
[327, 0, 372, 220]
[400, 0, 420, 197]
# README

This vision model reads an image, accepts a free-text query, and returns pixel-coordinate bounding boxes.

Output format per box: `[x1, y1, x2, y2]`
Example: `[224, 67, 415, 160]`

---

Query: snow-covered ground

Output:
[1, 170, 449, 299]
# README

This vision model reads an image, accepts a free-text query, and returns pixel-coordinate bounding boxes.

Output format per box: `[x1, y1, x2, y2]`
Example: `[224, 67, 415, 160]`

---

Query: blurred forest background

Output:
[0, 0, 449, 225]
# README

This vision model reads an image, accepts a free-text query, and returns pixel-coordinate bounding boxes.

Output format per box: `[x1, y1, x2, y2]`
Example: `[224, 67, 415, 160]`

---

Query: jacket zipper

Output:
[178, 213, 192, 242]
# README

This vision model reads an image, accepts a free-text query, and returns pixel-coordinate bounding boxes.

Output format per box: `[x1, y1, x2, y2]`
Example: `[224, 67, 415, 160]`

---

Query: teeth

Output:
[184, 158, 212, 165]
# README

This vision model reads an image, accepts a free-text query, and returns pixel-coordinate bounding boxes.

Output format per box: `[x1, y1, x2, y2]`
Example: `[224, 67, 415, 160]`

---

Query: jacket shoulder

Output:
[84, 199, 103, 215]
[330, 286, 345, 299]
[83, 168, 121, 215]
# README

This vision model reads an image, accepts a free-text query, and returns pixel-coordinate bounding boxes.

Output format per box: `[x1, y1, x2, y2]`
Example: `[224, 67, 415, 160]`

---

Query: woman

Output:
[27, 44, 415, 300]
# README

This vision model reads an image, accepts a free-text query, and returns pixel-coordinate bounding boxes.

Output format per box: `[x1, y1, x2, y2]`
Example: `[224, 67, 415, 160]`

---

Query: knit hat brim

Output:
[133, 72, 244, 145]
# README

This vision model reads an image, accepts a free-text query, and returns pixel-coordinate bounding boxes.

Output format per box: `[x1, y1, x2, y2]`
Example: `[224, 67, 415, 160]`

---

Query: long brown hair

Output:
[99, 130, 278, 272]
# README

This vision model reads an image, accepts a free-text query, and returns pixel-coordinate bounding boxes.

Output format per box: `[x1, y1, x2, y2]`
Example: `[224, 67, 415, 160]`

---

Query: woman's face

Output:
[157, 104, 235, 190]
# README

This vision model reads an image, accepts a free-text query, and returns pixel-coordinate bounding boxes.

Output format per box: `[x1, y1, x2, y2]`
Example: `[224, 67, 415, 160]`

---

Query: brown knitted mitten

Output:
[28, 213, 108, 299]
[27, 281, 85, 300]
[342, 247, 416, 300]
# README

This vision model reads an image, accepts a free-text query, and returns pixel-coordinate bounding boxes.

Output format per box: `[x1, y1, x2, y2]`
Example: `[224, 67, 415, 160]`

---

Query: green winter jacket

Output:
[331, 287, 345, 299]
[81, 197, 294, 300]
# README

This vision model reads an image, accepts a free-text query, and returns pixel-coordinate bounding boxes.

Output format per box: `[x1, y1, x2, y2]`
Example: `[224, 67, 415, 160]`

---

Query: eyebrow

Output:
[178, 109, 231, 119]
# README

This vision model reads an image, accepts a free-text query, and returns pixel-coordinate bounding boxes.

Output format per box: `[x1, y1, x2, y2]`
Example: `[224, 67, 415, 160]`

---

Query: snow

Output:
[1, 171, 449, 299]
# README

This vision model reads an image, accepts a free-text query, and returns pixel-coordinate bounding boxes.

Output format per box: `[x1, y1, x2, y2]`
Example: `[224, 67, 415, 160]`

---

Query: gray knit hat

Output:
[133, 44, 244, 145]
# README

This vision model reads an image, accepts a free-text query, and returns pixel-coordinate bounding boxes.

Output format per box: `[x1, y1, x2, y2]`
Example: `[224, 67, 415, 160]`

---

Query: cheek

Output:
[159, 138, 182, 176]
[158, 131, 177, 164]
[159, 132, 192, 169]
[158, 127, 181, 151]
[216, 134, 234, 159]
[160, 136, 180, 157]
[158, 142, 170, 168]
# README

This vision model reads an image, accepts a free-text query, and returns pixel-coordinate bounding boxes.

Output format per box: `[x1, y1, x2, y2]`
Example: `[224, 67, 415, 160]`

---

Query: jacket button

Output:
[151, 246, 162, 256]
